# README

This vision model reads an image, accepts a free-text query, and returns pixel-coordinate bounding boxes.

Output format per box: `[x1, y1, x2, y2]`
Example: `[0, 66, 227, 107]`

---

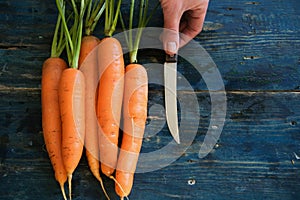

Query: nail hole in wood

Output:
[290, 121, 297, 126]
[188, 179, 196, 185]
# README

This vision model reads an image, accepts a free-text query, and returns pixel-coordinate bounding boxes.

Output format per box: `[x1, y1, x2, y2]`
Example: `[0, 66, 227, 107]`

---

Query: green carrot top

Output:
[85, 0, 106, 36]
[50, 10, 65, 58]
[104, 0, 122, 37]
[56, 0, 87, 69]
[119, 0, 159, 63]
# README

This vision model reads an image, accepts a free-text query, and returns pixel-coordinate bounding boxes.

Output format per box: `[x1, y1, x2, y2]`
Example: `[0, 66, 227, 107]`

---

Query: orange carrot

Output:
[41, 4, 68, 199]
[79, 2, 109, 197]
[78, 35, 110, 199]
[79, 35, 100, 179]
[56, 0, 88, 198]
[41, 57, 68, 200]
[79, 0, 102, 182]
[115, 64, 148, 198]
[97, 37, 125, 177]
[79, 36, 100, 67]
[113, 0, 157, 197]
[59, 68, 85, 199]
[96, 0, 123, 178]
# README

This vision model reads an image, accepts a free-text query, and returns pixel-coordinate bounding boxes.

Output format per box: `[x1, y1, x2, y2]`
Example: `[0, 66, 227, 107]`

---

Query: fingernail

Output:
[167, 42, 177, 54]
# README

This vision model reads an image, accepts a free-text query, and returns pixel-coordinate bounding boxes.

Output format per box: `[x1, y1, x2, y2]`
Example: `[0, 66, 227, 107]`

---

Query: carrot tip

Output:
[98, 177, 110, 200]
[109, 176, 129, 200]
[67, 174, 73, 200]
[60, 183, 67, 200]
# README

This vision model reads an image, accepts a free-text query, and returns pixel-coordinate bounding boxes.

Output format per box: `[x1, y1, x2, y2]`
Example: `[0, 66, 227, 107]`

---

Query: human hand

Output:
[160, 0, 209, 55]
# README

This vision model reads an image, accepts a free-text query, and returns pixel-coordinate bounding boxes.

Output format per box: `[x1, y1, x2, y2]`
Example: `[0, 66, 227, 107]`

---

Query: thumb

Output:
[160, 2, 182, 55]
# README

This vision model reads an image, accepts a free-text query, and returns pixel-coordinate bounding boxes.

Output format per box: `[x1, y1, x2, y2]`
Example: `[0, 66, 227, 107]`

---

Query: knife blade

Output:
[164, 53, 180, 144]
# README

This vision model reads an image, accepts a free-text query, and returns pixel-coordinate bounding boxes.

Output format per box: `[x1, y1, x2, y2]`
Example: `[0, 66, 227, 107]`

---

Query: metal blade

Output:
[164, 61, 180, 144]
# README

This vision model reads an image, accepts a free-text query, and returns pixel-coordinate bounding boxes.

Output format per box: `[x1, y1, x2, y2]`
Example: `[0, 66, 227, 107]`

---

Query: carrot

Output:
[59, 68, 85, 200]
[115, 63, 148, 198]
[56, 0, 86, 199]
[97, 0, 124, 178]
[41, 8, 68, 200]
[78, 2, 110, 197]
[42, 58, 68, 200]
[79, 35, 106, 188]
[79, 36, 100, 66]
[97, 36, 125, 177]
[114, 0, 158, 198]
[79, 36, 101, 175]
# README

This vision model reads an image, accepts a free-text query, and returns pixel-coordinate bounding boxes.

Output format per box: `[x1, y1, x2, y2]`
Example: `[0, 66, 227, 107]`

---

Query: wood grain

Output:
[0, 0, 299, 199]
[1, 90, 300, 199]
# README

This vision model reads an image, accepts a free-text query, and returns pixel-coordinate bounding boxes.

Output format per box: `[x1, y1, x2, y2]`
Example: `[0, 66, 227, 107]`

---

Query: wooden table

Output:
[0, 0, 299, 199]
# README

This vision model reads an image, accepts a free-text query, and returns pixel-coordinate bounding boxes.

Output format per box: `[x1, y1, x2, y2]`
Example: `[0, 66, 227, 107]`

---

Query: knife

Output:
[164, 53, 180, 144]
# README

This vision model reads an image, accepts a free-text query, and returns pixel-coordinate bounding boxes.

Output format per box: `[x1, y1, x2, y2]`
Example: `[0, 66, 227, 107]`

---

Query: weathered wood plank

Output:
[0, 0, 299, 90]
[1, 0, 300, 199]
[199, 0, 300, 91]
[0, 90, 299, 199]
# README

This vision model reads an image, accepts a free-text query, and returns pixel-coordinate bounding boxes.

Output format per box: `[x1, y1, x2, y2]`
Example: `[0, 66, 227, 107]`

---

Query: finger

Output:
[179, 10, 206, 48]
[179, 15, 187, 33]
[160, 28, 179, 55]
[160, 1, 184, 55]
[179, 5, 208, 47]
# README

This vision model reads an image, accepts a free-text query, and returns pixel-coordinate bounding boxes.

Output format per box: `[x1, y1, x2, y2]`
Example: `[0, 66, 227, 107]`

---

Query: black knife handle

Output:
[166, 54, 178, 63]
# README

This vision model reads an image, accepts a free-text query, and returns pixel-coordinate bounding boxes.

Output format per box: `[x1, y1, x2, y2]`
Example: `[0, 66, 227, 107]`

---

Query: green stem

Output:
[130, 27, 143, 63]
[109, 0, 114, 27]
[142, 0, 148, 24]
[89, 3, 105, 34]
[71, 0, 85, 69]
[56, 0, 74, 57]
[85, 0, 93, 29]
[105, 0, 122, 37]
[144, 1, 160, 27]
[70, 0, 79, 17]
[128, 0, 135, 53]
[51, 13, 61, 58]
[56, 0, 86, 69]
[132, 0, 158, 63]
[85, 0, 105, 35]
[119, 11, 129, 48]
[129, 0, 147, 63]
[56, 14, 66, 57]
[137, 0, 144, 28]
[128, 0, 149, 63]
[104, 0, 109, 34]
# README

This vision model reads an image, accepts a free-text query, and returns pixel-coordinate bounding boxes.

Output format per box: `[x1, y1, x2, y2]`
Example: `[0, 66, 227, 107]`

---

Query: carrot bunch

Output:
[42, 0, 157, 199]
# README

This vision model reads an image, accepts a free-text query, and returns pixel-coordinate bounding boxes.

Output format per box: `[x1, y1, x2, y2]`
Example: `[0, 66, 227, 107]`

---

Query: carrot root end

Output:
[109, 176, 129, 200]
[60, 183, 67, 200]
[67, 174, 73, 200]
[98, 177, 110, 200]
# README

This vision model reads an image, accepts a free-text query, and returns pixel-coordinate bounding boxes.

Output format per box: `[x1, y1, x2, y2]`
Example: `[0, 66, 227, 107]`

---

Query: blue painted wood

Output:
[0, 0, 300, 200]
[0, 90, 300, 199]
[0, 0, 300, 90]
